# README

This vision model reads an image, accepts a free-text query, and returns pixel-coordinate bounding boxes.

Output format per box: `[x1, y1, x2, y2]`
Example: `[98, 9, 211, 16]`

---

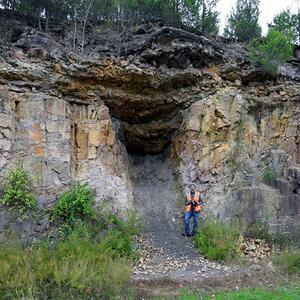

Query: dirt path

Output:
[129, 152, 233, 280]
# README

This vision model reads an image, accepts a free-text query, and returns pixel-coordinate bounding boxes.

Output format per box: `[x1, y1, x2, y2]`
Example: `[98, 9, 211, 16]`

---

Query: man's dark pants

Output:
[184, 210, 199, 235]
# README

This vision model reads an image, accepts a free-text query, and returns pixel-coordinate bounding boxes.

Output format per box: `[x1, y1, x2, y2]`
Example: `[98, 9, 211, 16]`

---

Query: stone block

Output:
[275, 179, 293, 195]
[29, 128, 45, 144]
[46, 120, 67, 133]
[37, 195, 57, 208]
[0, 139, 11, 151]
[46, 97, 66, 117]
[0, 113, 12, 128]
[287, 167, 300, 180]
[88, 146, 97, 159]
[77, 128, 88, 160]
[33, 145, 45, 157]
[18, 96, 45, 120]
[89, 129, 101, 146]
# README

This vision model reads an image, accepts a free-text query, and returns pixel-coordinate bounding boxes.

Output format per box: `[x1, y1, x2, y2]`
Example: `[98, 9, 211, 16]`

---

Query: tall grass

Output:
[0, 236, 134, 299]
[194, 220, 240, 261]
[273, 250, 300, 274]
[0, 208, 140, 299]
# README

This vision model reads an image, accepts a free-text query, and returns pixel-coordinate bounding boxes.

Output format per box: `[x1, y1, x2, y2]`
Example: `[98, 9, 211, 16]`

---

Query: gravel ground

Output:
[129, 152, 233, 281]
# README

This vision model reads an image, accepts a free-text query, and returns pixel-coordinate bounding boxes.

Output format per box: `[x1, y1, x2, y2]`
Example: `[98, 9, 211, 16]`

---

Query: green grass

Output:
[0, 209, 140, 299]
[178, 286, 300, 300]
[194, 220, 240, 261]
[0, 238, 133, 299]
[273, 250, 300, 273]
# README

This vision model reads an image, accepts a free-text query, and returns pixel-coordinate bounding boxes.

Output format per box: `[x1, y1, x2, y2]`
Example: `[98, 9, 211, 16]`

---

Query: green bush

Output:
[249, 29, 293, 75]
[263, 170, 277, 185]
[273, 250, 300, 273]
[194, 220, 240, 261]
[52, 183, 95, 223]
[1, 167, 37, 218]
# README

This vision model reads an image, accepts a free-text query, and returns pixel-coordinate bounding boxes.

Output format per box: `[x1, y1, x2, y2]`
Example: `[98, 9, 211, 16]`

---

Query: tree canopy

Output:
[0, 0, 219, 35]
[268, 9, 300, 44]
[224, 0, 261, 42]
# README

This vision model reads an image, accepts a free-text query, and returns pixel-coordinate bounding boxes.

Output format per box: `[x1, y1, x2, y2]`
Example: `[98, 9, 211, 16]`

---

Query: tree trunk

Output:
[45, 7, 50, 32]
[82, 0, 94, 53]
[38, 15, 42, 31]
[73, 7, 77, 52]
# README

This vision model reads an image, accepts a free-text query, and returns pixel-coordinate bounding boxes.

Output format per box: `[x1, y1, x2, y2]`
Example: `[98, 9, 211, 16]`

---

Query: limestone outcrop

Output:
[173, 85, 300, 237]
[0, 22, 299, 240]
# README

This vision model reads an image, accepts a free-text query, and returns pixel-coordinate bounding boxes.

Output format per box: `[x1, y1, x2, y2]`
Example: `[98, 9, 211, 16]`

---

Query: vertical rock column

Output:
[70, 103, 133, 211]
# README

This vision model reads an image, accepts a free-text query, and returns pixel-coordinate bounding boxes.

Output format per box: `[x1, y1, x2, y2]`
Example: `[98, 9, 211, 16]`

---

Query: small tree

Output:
[249, 29, 294, 75]
[1, 167, 37, 218]
[268, 9, 299, 44]
[224, 0, 261, 42]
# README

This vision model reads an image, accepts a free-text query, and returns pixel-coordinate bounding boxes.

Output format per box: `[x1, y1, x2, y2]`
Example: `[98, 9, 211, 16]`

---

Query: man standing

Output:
[183, 183, 204, 237]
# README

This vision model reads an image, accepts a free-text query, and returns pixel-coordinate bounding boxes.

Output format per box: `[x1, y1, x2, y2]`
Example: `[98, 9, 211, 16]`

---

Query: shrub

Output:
[52, 183, 95, 223]
[263, 170, 277, 185]
[1, 167, 37, 218]
[194, 220, 240, 261]
[249, 29, 294, 75]
[273, 250, 300, 273]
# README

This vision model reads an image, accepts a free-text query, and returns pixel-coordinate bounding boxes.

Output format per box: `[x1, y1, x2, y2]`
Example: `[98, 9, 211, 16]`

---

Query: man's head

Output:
[190, 183, 196, 192]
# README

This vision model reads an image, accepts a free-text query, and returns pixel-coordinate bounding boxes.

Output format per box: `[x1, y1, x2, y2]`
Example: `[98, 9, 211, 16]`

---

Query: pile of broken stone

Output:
[237, 234, 279, 262]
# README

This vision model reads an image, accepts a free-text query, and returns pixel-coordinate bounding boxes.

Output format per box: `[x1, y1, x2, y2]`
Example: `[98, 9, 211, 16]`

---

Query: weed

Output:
[273, 250, 300, 273]
[194, 220, 240, 261]
[1, 167, 37, 219]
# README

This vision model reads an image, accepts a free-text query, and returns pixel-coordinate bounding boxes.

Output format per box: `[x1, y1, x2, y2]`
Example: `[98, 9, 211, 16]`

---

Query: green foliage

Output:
[194, 220, 240, 261]
[269, 9, 300, 44]
[1, 167, 37, 219]
[262, 169, 277, 185]
[249, 29, 294, 75]
[245, 221, 297, 248]
[0, 206, 140, 299]
[273, 250, 300, 274]
[244, 220, 269, 240]
[224, 0, 261, 42]
[0, 0, 220, 35]
[181, 0, 220, 35]
[0, 238, 132, 299]
[100, 210, 141, 259]
[52, 183, 95, 224]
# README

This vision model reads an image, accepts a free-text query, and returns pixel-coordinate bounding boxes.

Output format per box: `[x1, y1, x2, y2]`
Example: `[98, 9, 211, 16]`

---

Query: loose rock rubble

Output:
[133, 233, 232, 279]
[237, 235, 278, 262]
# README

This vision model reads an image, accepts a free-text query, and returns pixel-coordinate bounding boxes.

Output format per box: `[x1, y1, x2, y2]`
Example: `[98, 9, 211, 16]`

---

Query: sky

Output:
[217, 0, 300, 35]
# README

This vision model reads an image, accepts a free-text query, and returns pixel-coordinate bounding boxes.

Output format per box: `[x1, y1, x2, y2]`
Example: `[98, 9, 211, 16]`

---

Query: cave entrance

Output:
[128, 148, 193, 255]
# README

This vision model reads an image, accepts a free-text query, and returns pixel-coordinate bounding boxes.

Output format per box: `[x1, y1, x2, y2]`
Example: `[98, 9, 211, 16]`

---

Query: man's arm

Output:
[185, 195, 191, 206]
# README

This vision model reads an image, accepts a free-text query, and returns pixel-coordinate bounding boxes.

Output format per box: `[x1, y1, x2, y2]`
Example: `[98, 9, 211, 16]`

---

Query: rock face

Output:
[173, 85, 300, 237]
[0, 23, 299, 240]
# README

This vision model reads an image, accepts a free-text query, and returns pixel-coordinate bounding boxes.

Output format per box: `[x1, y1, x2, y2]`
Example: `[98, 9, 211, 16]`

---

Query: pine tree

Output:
[224, 0, 261, 42]
[269, 9, 299, 44]
[184, 0, 220, 35]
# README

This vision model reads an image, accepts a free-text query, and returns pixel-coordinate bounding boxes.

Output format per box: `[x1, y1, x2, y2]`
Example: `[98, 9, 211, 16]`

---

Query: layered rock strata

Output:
[0, 25, 299, 239]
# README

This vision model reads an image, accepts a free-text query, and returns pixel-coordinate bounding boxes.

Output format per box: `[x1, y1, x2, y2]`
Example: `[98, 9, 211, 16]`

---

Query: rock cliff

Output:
[0, 21, 299, 240]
